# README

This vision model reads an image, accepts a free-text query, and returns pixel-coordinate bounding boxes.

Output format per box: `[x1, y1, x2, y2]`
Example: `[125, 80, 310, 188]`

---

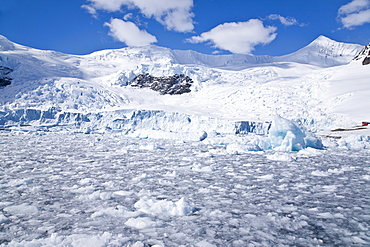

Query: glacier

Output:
[0, 34, 369, 150]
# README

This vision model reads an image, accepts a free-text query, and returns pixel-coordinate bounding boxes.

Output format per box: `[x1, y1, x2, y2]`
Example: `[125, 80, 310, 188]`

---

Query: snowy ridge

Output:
[0, 36, 15, 51]
[279, 35, 363, 67]
[80, 36, 363, 69]
[171, 36, 363, 67]
[170, 49, 275, 67]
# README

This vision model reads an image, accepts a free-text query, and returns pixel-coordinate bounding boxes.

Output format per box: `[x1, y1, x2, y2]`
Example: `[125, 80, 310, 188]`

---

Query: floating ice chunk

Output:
[322, 185, 337, 192]
[59, 232, 114, 247]
[219, 135, 270, 154]
[316, 212, 334, 219]
[79, 178, 96, 185]
[99, 192, 113, 200]
[139, 143, 158, 150]
[257, 174, 274, 180]
[102, 181, 116, 189]
[327, 166, 355, 175]
[0, 213, 8, 223]
[132, 173, 151, 182]
[127, 129, 209, 142]
[134, 197, 195, 216]
[268, 115, 306, 151]
[71, 185, 96, 194]
[78, 191, 112, 201]
[268, 115, 323, 151]
[191, 162, 216, 172]
[226, 142, 262, 154]
[164, 170, 178, 177]
[91, 205, 143, 219]
[9, 178, 34, 187]
[3, 203, 38, 215]
[349, 236, 369, 245]
[5, 232, 125, 247]
[304, 132, 324, 149]
[131, 240, 165, 247]
[338, 135, 370, 150]
[266, 152, 294, 161]
[196, 240, 217, 247]
[311, 170, 330, 177]
[113, 190, 134, 197]
[83, 126, 93, 134]
[297, 147, 324, 156]
[124, 217, 159, 229]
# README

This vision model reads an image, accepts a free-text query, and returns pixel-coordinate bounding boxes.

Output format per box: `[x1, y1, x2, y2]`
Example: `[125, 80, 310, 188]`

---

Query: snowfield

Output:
[1, 35, 370, 246]
[0, 132, 369, 246]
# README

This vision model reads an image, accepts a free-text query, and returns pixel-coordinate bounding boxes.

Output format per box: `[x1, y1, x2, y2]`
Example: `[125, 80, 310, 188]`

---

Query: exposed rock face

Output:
[127, 73, 193, 95]
[353, 43, 370, 65]
[363, 56, 370, 66]
[0, 66, 13, 87]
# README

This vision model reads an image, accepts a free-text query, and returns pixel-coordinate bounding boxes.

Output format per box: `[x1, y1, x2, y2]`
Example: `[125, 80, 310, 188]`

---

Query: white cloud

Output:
[104, 18, 157, 46]
[84, 0, 194, 32]
[338, 0, 370, 15]
[187, 19, 277, 54]
[267, 14, 302, 26]
[338, 0, 370, 28]
[123, 13, 133, 21]
[81, 4, 98, 17]
[84, 0, 128, 12]
[341, 9, 370, 28]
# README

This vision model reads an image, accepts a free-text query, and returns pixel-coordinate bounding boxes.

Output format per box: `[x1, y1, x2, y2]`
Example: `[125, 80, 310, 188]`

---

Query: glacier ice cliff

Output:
[0, 108, 271, 137]
[0, 108, 325, 151]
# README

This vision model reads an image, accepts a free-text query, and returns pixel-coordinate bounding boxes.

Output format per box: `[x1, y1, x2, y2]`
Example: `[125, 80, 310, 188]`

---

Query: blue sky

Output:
[0, 0, 369, 56]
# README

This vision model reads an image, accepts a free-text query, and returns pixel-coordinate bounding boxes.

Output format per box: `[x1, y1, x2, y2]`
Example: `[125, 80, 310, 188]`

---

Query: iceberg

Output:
[268, 115, 323, 151]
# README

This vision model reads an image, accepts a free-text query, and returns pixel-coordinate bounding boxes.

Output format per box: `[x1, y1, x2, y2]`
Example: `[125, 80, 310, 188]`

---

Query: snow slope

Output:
[0, 34, 368, 148]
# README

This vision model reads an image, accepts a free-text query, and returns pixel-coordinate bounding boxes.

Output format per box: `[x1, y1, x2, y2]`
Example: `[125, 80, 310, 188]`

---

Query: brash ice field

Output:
[0, 35, 370, 246]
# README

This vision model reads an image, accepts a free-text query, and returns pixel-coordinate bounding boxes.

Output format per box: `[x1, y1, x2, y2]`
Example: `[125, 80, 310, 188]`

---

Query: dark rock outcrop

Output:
[363, 56, 370, 66]
[0, 66, 13, 87]
[353, 43, 370, 65]
[127, 73, 193, 95]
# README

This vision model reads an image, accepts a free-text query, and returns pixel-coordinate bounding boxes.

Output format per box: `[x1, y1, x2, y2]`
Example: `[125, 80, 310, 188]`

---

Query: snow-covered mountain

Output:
[278, 35, 363, 66]
[0, 34, 368, 150]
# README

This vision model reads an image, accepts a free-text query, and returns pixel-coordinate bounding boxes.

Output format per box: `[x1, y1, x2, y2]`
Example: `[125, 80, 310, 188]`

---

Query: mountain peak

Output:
[307, 35, 353, 49]
[311, 35, 335, 44]
[0, 35, 16, 51]
[281, 35, 364, 67]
